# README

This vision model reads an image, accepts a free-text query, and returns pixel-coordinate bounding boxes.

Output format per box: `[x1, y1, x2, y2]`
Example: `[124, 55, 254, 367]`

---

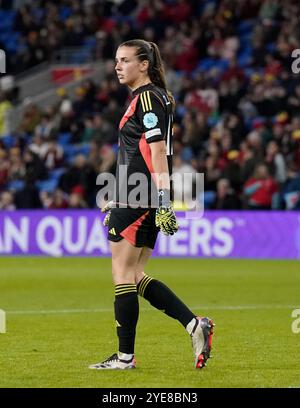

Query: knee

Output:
[112, 260, 137, 285]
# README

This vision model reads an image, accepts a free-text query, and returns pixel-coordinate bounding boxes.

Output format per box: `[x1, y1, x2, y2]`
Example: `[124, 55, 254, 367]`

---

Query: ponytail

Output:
[148, 42, 175, 111]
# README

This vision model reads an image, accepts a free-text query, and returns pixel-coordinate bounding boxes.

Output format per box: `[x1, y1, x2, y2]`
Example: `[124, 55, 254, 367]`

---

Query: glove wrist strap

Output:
[158, 189, 171, 207]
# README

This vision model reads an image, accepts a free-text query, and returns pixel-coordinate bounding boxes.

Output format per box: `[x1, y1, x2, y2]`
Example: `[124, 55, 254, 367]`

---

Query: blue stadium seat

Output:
[237, 46, 253, 67]
[197, 0, 217, 15]
[7, 180, 25, 192]
[244, 119, 253, 132]
[4, 34, 20, 54]
[239, 32, 252, 48]
[64, 143, 90, 160]
[59, 6, 72, 21]
[37, 178, 58, 193]
[0, 10, 16, 32]
[111, 143, 119, 154]
[70, 48, 91, 64]
[266, 43, 276, 53]
[2, 135, 15, 149]
[63, 144, 76, 159]
[58, 132, 71, 147]
[197, 57, 216, 71]
[76, 143, 90, 156]
[83, 37, 97, 48]
[244, 67, 255, 78]
[237, 19, 256, 35]
[207, 116, 220, 127]
[110, 15, 135, 25]
[198, 191, 216, 209]
[182, 146, 194, 161]
[0, 33, 11, 42]
[176, 105, 186, 118]
[214, 59, 229, 71]
[203, 191, 216, 208]
[50, 168, 65, 181]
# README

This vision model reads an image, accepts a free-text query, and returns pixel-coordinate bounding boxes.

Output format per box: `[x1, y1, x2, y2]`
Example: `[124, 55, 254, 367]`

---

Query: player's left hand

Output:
[155, 205, 179, 236]
[101, 201, 114, 227]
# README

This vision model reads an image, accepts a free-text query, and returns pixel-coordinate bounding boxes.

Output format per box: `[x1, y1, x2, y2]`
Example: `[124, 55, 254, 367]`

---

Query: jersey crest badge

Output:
[143, 112, 158, 129]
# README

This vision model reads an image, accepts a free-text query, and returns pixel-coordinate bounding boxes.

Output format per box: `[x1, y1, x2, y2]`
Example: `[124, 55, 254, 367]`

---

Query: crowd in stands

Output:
[1, 0, 300, 210]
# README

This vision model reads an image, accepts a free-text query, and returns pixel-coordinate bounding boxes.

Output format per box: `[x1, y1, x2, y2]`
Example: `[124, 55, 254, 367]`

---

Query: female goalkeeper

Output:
[89, 39, 214, 370]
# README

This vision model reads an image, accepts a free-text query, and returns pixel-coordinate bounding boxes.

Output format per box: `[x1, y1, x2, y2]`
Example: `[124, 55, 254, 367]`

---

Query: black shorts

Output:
[107, 208, 159, 249]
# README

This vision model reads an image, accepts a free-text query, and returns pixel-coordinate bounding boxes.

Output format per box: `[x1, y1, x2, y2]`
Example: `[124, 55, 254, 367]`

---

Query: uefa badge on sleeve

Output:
[143, 112, 158, 129]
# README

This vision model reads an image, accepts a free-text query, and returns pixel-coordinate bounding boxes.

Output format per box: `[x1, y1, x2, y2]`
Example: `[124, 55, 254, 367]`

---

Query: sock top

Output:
[115, 283, 137, 297]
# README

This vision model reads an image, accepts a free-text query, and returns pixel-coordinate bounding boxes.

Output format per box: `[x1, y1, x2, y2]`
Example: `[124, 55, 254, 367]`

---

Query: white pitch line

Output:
[5, 304, 299, 315]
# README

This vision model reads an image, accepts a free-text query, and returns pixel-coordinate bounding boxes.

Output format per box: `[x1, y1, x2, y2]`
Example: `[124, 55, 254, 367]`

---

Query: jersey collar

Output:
[132, 83, 154, 97]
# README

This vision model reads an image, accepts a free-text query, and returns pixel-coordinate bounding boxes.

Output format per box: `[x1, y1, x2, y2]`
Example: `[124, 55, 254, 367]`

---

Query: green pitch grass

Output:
[0, 257, 299, 388]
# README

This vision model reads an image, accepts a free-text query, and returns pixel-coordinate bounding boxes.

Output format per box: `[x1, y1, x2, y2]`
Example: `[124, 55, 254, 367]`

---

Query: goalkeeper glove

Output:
[155, 189, 179, 236]
[101, 200, 114, 227]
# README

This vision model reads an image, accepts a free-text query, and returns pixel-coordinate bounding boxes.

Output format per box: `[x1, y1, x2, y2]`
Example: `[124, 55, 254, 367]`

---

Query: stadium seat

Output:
[176, 105, 186, 118]
[58, 133, 72, 147]
[0, 10, 16, 32]
[237, 46, 253, 67]
[64, 143, 90, 160]
[215, 59, 230, 71]
[197, 0, 217, 15]
[203, 191, 216, 208]
[182, 146, 194, 162]
[7, 180, 25, 192]
[59, 6, 72, 21]
[237, 19, 256, 35]
[239, 32, 252, 48]
[37, 178, 58, 193]
[266, 43, 276, 53]
[197, 58, 216, 71]
[83, 37, 97, 48]
[111, 143, 119, 154]
[70, 49, 91, 64]
[50, 168, 65, 181]
[207, 116, 220, 127]
[2, 135, 15, 149]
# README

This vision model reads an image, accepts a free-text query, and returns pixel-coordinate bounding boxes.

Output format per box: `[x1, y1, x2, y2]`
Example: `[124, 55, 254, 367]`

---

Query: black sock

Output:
[114, 284, 139, 355]
[137, 275, 195, 328]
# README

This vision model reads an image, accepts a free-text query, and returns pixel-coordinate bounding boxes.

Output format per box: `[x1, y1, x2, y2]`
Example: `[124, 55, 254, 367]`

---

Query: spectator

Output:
[265, 140, 286, 184]
[68, 185, 88, 209]
[14, 174, 42, 209]
[211, 178, 241, 210]
[172, 154, 197, 207]
[58, 154, 89, 194]
[243, 163, 278, 209]
[48, 189, 69, 209]
[182, 111, 209, 155]
[98, 145, 117, 174]
[8, 147, 25, 181]
[240, 143, 258, 183]
[19, 99, 42, 134]
[23, 148, 48, 182]
[92, 113, 117, 145]
[0, 92, 13, 137]
[42, 136, 64, 170]
[222, 150, 242, 193]
[34, 113, 56, 141]
[0, 148, 10, 189]
[0, 191, 16, 210]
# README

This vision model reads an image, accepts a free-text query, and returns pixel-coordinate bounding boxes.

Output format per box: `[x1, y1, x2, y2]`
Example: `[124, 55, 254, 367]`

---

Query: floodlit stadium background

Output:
[0, 0, 300, 388]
